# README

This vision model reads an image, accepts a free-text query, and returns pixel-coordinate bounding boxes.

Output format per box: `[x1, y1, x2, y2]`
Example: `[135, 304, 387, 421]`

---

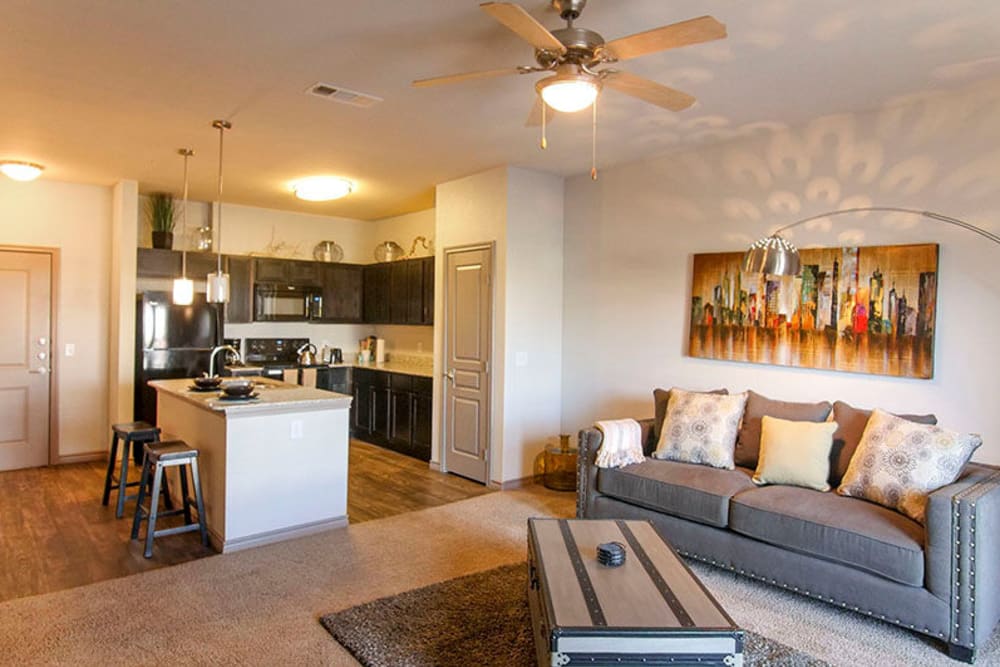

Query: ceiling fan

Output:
[413, 0, 727, 120]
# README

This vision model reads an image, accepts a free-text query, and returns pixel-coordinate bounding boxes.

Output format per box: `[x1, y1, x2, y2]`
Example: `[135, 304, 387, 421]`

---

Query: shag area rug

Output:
[320, 562, 828, 667]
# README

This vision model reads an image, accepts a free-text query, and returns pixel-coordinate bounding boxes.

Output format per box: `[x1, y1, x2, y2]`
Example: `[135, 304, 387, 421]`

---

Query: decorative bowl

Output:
[222, 380, 255, 397]
[194, 375, 223, 389]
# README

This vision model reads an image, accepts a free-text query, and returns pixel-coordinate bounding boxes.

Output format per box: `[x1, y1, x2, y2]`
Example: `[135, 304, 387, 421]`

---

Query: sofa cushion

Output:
[653, 387, 728, 445]
[837, 409, 982, 524]
[734, 391, 832, 469]
[597, 459, 755, 528]
[753, 416, 838, 492]
[730, 485, 925, 586]
[829, 401, 937, 486]
[653, 390, 748, 470]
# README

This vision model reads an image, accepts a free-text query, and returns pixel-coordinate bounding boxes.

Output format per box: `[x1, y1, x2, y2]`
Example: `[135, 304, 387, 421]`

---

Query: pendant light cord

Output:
[212, 120, 231, 273]
[178, 148, 192, 278]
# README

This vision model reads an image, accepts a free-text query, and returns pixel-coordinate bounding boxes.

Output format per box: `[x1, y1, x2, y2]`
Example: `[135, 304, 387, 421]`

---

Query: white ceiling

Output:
[2, 1, 1000, 220]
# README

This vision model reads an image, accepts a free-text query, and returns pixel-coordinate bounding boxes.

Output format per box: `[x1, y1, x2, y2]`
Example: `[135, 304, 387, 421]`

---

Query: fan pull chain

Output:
[591, 96, 598, 180]
[541, 99, 548, 150]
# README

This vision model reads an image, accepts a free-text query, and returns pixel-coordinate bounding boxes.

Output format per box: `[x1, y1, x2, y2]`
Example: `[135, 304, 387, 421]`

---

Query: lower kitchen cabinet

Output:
[350, 368, 432, 462]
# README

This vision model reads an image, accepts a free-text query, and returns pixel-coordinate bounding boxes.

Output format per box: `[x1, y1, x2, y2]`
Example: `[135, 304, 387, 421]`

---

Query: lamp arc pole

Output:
[743, 206, 999, 276]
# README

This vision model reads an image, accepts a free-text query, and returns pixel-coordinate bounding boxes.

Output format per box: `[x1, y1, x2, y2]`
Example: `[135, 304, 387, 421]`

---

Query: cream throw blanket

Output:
[594, 419, 646, 469]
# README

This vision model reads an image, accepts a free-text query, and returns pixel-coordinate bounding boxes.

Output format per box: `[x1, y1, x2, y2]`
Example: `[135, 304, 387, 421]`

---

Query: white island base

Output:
[150, 378, 351, 553]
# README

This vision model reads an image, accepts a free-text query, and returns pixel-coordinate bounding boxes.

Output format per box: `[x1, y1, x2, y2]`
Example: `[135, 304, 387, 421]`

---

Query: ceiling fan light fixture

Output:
[0, 161, 45, 182]
[293, 176, 354, 202]
[536, 68, 600, 113]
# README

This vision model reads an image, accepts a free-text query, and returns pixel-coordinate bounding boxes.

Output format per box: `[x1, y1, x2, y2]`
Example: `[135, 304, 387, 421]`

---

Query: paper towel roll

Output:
[375, 338, 386, 363]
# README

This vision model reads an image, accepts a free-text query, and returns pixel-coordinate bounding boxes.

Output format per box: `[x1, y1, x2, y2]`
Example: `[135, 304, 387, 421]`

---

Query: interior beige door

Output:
[0, 250, 52, 470]
[442, 245, 492, 484]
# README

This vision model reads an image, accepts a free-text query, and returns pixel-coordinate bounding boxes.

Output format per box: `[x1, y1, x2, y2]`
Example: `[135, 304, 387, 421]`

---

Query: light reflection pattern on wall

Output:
[688, 244, 939, 379]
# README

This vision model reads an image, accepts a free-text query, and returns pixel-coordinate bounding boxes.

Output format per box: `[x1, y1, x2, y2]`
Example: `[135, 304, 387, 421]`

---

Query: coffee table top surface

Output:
[528, 518, 737, 631]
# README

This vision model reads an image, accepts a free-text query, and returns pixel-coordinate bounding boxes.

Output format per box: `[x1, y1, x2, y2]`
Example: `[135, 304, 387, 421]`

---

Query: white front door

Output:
[442, 244, 493, 484]
[0, 250, 52, 470]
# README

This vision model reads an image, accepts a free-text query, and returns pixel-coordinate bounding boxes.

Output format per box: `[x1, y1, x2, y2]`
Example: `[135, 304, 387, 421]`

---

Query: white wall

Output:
[108, 181, 138, 429]
[503, 168, 564, 481]
[434, 166, 565, 483]
[373, 209, 435, 259]
[561, 80, 1000, 464]
[435, 167, 509, 478]
[0, 178, 112, 459]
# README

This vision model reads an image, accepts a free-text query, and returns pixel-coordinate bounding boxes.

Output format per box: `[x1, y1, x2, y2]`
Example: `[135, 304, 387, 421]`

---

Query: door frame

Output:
[439, 241, 495, 482]
[0, 245, 60, 466]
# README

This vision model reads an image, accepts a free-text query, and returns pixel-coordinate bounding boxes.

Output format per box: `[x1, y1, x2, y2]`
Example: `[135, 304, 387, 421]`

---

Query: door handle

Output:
[29, 367, 49, 375]
[443, 370, 455, 384]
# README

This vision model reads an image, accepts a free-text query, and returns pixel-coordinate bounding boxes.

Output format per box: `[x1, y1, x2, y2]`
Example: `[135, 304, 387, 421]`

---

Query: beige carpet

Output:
[0, 488, 995, 666]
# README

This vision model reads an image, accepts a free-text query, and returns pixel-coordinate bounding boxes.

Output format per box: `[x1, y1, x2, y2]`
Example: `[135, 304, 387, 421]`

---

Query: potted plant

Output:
[147, 192, 176, 249]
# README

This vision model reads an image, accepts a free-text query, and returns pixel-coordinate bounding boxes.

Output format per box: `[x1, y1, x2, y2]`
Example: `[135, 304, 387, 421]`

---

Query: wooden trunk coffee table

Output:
[527, 518, 743, 666]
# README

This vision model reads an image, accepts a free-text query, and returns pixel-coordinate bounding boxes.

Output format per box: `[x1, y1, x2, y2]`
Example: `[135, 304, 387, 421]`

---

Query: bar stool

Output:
[131, 440, 209, 559]
[102, 421, 165, 518]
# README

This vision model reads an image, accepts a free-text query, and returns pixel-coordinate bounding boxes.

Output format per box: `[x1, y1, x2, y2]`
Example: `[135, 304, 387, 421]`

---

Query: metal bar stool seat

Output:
[130, 440, 209, 559]
[102, 421, 168, 518]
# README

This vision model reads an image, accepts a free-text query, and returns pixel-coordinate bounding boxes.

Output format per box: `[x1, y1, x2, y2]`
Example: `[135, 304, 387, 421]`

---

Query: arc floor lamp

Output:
[742, 206, 1000, 276]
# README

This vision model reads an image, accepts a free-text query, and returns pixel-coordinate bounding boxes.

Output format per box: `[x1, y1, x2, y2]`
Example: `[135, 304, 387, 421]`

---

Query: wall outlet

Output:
[290, 420, 304, 440]
[65, 343, 75, 357]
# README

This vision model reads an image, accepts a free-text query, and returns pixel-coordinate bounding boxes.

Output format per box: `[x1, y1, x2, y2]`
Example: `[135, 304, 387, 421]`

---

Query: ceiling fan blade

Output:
[604, 15, 726, 61]
[603, 71, 696, 111]
[412, 67, 523, 88]
[480, 2, 567, 54]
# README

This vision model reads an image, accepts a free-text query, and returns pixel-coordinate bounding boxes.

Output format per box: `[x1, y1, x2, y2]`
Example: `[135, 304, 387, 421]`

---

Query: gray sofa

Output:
[577, 418, 1000, 662]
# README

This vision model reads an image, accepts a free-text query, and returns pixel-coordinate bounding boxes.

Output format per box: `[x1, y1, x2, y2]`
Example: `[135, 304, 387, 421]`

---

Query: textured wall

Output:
[562, 79, 1000, 463]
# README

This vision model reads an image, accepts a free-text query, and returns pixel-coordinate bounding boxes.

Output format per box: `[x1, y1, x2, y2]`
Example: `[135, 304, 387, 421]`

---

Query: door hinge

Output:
[484, 361, 489, 374]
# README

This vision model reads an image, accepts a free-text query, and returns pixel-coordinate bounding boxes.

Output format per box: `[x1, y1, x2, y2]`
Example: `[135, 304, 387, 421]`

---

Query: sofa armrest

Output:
[576, 418, 655, 519]
[925, 463, 1000, 659]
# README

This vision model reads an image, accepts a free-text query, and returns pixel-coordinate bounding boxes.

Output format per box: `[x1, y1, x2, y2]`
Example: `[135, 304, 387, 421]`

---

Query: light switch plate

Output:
[515, 352, 528, 367]
[290, 420, 304, 439]
[65, 343, 75, 357]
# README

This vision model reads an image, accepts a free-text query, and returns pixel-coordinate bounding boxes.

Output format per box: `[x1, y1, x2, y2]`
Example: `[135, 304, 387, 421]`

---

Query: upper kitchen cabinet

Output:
[225, 255, 253, 324]
[137, 248, 234, 282]
[253, 257, 319, 285]
[364, 257, 434, 325]
[362, 263, 391, 324]
[317, 263, 363, 323]
[421, 256, 434, 325]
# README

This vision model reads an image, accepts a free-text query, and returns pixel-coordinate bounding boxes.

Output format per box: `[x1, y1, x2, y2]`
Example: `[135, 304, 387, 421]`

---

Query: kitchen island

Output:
[148, 378, 351, 553]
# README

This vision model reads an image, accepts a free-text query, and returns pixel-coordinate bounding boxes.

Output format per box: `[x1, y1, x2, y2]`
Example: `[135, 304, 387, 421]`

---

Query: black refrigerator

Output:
[134, 291, 222, 426]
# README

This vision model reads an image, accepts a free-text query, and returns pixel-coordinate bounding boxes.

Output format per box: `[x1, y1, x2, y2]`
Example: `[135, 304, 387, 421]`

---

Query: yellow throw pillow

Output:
[753, 416, 838, 491]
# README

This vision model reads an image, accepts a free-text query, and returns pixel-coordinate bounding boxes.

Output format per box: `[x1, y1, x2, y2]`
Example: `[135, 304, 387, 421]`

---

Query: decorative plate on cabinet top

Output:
[313, 240, 344, 263]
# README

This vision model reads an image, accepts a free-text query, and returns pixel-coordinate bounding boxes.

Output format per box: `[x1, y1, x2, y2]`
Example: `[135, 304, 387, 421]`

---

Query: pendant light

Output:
[206, 119, 231, 303]
[172, 148, 195, 305]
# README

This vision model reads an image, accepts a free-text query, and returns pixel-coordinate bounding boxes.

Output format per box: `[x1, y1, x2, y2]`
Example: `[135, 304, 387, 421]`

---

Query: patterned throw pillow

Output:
[837, 409, 982, 523]
[653, 389, 748, 469]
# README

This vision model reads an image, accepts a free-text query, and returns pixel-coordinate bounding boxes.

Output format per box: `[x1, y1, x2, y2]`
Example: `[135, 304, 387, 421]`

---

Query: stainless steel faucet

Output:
[208, 345, 240, 378]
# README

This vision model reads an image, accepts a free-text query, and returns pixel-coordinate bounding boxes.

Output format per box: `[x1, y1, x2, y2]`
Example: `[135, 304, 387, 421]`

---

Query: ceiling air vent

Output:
[306, 82, 383, 108]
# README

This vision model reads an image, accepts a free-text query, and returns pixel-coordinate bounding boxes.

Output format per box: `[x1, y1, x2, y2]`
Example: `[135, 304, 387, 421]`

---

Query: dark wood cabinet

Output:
[137, 248, 180, 277]
[225, 255, 253, 323]
[350, 369, 432, 462]
[362, 263, 391, 324]
[362, 257, 434, 325]
[253, 257, 319, 285]
[420, 257, 435, 325]
[318, 264, 362, 323]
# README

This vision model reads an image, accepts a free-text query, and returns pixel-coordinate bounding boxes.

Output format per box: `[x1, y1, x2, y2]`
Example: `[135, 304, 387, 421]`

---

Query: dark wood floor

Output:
[0, 440, 492, 604]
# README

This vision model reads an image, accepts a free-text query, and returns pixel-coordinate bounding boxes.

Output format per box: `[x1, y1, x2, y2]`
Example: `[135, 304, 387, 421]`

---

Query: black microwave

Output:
[253, 284, 323, 321]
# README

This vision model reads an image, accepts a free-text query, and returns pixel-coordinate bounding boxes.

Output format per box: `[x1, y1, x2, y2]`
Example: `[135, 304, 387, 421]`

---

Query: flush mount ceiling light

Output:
[536, 65, 600, 112]
[0, 161, 45, 182]
[292, 176, 354, 202]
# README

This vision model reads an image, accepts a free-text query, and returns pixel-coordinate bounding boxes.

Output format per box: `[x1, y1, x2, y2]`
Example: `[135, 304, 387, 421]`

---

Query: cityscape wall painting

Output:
[688, 244, 939, 379]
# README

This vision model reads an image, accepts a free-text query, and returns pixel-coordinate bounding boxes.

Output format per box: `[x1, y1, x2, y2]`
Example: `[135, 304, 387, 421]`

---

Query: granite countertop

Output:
[149, 377, 352, 415]
[345, 360, 433, 378]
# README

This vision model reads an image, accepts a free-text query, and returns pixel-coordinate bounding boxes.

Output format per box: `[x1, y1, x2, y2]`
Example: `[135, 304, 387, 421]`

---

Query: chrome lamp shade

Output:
[741, 234, 801, 276]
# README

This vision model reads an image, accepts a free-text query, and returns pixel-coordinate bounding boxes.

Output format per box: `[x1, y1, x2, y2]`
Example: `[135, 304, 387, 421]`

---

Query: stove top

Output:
[244, 337, 309, 365]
